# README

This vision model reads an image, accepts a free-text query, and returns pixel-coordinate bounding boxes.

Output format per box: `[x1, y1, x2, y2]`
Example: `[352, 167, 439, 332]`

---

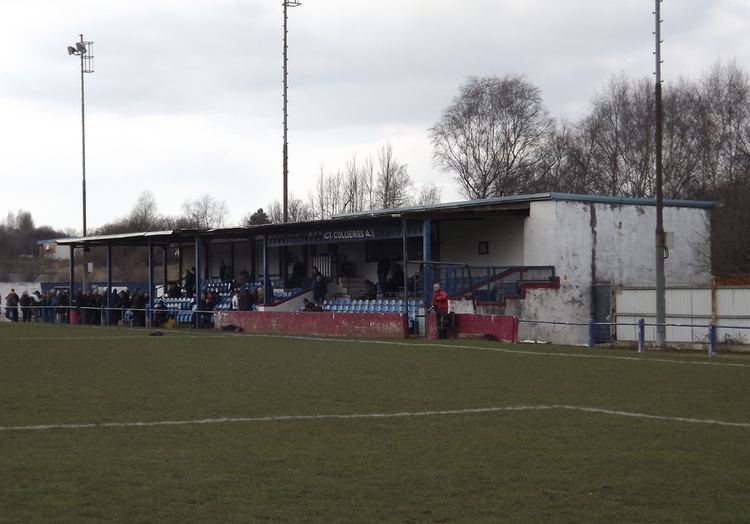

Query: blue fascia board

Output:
[333, 192, 715, 220]
[548, 192, 716, 209]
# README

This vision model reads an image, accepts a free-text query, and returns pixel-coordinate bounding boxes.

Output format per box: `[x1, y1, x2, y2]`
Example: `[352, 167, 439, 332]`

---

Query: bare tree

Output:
[692, 61, 750, 196]
[14, 210, 35, 233]
[128, 191, 162, 231]
[342, 154, 367, 213]
[574, 76, 654, 197]
[531, 120, 592, 194]
[289, 195, 313, 222]
[362, 154, 376, 210]
[662, 79, 701, 198]
[181, 194, 228, 230]
[430, 75, 553, 200]
[413, 183, 442, 206]
[309, 166, 345, 219]
[266, 201, 282, 224]
[560, 64, 750, 200]
[375, 142, 412, 209]
[308, 165, 329, 220]
[266, 195, 312, 224]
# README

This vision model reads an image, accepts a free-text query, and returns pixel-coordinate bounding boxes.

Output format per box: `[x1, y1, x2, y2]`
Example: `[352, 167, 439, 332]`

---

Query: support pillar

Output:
[280, 247, 288, 288]
[250, 238, 257, 283]
[263, 235, 271, 305]
[230, 242, 235, 281]
[423, 219, 432, 308]
[69, 246, 75, 323]
[147, 240, 154, 327]
[195, 236, 202, 319]
[178, 242, 183, 283]
[106, 243, 112, 326]
[195, 237, 202, 327]
[303, 244, 309, 286]
[162, 245, 168, 291]
[402, 219, 409, 316]
[205, 242, 211, 280]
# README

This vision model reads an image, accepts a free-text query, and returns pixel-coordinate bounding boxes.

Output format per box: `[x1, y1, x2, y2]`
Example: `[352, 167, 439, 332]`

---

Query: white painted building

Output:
[507, 196, 710, 344]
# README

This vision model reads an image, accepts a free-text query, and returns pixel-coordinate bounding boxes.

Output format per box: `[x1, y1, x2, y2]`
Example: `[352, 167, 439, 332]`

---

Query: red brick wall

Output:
[427, 312, 518, 342]
[215, 311, 408, 339]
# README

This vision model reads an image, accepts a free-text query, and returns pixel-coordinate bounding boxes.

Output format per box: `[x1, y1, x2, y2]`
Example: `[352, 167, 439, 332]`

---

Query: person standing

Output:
[5, 288, 19, 322]
[31, 291, 42, 321]
[377, 252, 391, 294]
[183, 268, 196, 296]
[289, 257, 304, 288]
[219, 260, 227, 282]
[238, 288, 250, 311]
[313, 274, 328, 306]
[431, 282, 450, 339]
[132, 289, 146, 327]
[19, 291, 31, 322]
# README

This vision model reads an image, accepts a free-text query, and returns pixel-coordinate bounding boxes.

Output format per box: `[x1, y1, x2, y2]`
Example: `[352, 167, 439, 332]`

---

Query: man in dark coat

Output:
[289, 257, 305, 288]
[132, 290, 146, 327]
[19, 291, 31, 322]
[183, 268, 195, 296]
[5, 288, 20, 322]
[313, 274, 327, 306]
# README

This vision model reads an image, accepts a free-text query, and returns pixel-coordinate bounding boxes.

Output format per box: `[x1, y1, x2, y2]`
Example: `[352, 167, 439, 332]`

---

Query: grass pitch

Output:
[1, 323, 749, 522]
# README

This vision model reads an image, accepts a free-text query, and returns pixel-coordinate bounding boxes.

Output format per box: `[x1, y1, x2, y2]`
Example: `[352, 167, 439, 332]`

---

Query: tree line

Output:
[429, 62, 750, 275]
[430, 61, 750, 201]
[0, 211, 70, 280]
[256, 142, 441, 225]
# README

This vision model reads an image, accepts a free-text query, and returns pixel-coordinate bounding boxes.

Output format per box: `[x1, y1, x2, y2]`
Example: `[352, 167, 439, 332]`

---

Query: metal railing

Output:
[6, 305, 749, 357]
[429, 264, 556, 301]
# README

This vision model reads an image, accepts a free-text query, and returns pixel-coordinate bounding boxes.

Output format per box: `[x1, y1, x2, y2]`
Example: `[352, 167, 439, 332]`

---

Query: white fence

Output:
[616, 286, 750, 345]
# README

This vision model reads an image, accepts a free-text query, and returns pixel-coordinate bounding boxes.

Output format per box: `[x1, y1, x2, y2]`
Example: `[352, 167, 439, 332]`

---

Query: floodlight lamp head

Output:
[75, 42, 86, 53]
[285, 0, 301, 6]
[67, 46, 77, 55]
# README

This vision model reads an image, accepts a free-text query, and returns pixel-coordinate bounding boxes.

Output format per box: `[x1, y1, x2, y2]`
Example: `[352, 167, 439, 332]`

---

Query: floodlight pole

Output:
[654, 1, 666, 348]
[79, 34, 87, 239]
[69, 34, 94, 289]
[282, 1, 301, 224]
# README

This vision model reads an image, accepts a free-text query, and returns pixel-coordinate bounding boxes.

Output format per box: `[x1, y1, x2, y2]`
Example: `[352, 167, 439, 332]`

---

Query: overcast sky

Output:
[1, 0, 749, 232]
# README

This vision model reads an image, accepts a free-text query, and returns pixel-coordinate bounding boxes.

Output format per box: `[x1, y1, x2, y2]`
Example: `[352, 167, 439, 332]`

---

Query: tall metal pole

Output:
[282, 1, 289, 224]
[79, 34, 87, 239]
[282, 1, 301, 224]
[654, 1, 666, 348]
[78, 34, 89, 291]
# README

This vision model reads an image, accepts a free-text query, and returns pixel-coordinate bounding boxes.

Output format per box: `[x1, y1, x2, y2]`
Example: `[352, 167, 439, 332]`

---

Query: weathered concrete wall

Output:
[440, 217, 525, 266]
[426, 312, 518, 342]
[516, 201, 590, 344]
[215, 310, 408, 339]
[515, 201, 711, 345]
[593, 203, 710, 286]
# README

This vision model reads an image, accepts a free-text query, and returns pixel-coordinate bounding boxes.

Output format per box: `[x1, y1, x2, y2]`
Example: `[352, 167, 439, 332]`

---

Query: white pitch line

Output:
[3, 327, 749, 368]
[246, 333, 750, 369]
[1, 405, 749, 433]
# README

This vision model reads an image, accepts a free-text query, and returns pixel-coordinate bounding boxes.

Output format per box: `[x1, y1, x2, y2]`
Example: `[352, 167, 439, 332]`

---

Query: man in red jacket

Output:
[431, 282, 449, 339]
